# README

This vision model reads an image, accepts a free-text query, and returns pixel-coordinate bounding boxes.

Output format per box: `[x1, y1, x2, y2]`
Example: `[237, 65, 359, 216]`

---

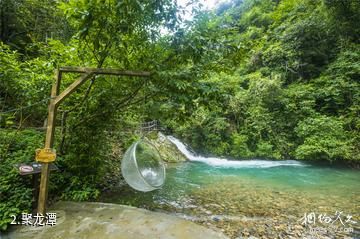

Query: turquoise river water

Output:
[102, 137, 360, 239]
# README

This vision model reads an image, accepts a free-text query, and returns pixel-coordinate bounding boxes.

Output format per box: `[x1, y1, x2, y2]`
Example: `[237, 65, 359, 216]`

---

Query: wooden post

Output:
[32, 174, 39, 211]
[37, 70, 61, 215]
[37, 71, 94, 214]
[36, 67, 150, 216]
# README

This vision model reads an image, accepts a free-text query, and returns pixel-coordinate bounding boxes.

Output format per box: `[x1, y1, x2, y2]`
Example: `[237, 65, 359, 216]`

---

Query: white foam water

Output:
[167, 136, 306, 168]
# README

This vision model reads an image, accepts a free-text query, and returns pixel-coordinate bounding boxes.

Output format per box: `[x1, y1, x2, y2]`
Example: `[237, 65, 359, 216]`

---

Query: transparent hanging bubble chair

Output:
[121, 139, 166, 192]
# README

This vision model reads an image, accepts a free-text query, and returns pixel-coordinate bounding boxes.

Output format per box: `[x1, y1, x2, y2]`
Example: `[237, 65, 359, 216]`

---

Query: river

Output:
[101, 136, 360, 238]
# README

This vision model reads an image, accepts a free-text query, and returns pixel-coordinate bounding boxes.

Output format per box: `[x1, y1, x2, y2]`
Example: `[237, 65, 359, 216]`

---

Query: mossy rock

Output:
[146, 132, 187, 163]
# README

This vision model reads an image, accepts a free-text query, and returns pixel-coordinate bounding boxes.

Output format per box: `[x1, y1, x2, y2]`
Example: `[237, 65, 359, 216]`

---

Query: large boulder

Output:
[147, 132, 187, 163]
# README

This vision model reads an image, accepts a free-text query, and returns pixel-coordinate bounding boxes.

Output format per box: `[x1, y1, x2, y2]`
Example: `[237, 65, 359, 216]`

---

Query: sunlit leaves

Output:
[60, 0, 179, 67]
[295, 115, 352, 161]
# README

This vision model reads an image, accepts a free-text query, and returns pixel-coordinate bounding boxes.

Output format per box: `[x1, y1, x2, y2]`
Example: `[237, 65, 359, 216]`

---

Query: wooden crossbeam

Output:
[54, 72, 94, 106]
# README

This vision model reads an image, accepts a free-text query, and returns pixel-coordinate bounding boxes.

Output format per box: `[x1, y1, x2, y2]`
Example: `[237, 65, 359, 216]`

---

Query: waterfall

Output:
[167, 136, 306, 168]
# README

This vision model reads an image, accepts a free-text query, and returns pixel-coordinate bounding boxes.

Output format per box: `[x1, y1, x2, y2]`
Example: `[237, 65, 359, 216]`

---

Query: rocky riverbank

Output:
[101, 174, 359, 239]
[157, 179, 359, 239]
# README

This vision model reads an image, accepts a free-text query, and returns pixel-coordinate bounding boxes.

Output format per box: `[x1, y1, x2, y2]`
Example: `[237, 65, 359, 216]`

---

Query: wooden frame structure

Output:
[36, 67, 150, 215]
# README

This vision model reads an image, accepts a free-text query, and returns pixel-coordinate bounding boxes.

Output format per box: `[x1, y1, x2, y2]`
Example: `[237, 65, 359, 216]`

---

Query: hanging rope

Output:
[138, 77, 147, 138]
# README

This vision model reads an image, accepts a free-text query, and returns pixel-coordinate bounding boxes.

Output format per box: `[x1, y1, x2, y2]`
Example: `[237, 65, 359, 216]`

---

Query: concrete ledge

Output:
[4, 201, 228, 239]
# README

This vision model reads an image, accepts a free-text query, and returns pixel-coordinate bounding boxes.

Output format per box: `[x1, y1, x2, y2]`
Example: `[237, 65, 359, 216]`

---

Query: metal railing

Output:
[140, 120, 173, 134]
[140, 120, 161, 132]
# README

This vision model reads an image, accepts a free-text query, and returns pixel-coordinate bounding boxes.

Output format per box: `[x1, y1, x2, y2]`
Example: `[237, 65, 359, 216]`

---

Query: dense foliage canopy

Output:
[0, 0, 359, 231]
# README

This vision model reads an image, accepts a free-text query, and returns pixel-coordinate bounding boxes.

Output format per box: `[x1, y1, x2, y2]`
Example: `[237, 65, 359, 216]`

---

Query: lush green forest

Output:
[0, 0, 359, 231]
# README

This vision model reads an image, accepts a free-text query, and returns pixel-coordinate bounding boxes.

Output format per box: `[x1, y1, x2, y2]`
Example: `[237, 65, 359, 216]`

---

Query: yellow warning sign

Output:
[35, 148, 56, 163]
